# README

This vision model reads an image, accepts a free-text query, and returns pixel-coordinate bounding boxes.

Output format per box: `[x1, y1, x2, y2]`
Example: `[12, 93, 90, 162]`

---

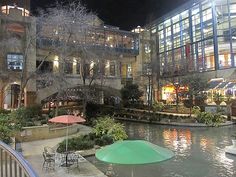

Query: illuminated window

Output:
[181, 10, 189, 19]
[110, 64, 116, 76]
[164, 19, 171, 27]
[166, 27, 172, 37]
[202, 9, 212, 22]
[231, 4, 236, 13]
[172, 14, 180, 23]
[151, 27, 157, 34]
[158, 23, 164, 30]
[173, 23, 180, 34]
[7, 54, 23, 71]
[127, 64, 132, 78]
[192, 6, 199, 15]
[159, 30, 164, 39]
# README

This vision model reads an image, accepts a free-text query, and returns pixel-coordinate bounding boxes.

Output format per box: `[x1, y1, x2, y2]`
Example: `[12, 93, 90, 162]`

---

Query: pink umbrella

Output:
[48, 115, 86, 151]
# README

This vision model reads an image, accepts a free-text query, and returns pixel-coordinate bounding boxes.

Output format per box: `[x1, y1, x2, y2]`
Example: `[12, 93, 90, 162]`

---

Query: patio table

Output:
[60, 151, 74, 167]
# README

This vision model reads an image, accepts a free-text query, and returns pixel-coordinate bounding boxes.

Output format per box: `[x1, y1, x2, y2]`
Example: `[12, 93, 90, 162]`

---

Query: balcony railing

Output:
[36, 37, 139, 56]
[121, 77, 133, 85]
[0, 141, 38, 177]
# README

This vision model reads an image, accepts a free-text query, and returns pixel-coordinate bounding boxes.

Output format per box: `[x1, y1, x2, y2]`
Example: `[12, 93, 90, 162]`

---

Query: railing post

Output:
[9, 156, 12, 177]
[0, 149, 3, 177]
[14, 161, 17, 177]
[5, 151, 8, 177]
[0, 141, 38, 177]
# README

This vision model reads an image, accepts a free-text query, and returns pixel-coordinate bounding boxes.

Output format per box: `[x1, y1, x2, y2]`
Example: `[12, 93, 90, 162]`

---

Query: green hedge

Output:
[57, 135, 95, 153]
[10, 105, 42, 127]
[0, 109, 11, 115]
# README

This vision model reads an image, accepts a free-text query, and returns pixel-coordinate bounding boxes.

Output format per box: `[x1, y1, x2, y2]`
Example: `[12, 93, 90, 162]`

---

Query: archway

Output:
[3, 83, 21, 109]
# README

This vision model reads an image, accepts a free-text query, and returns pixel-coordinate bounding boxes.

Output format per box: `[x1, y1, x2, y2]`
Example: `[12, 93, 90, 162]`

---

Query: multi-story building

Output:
[143, 0, 236, 102]
[0, 0, 139, 109]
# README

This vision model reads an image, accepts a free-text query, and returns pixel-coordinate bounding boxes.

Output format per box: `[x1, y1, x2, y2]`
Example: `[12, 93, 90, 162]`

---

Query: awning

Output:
[208, 80, 222, 89]
[215, 82, 229, 89]
[225, 82, 236, 89]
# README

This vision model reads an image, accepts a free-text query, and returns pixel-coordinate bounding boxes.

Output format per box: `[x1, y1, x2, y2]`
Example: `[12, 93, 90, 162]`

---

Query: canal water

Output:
[87, 122, 236, 177]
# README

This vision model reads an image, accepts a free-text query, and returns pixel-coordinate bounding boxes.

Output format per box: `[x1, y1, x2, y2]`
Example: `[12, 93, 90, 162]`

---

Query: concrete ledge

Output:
[115, 117, 235, 127]
[16, 124, 80, 142]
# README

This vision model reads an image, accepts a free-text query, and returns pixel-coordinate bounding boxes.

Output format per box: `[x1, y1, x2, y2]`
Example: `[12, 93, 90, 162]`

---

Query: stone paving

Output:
[21, 124, 107, 177]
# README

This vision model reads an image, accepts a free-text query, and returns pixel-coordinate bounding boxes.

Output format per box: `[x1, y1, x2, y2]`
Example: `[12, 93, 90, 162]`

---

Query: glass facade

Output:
[151, 0, 236, 77]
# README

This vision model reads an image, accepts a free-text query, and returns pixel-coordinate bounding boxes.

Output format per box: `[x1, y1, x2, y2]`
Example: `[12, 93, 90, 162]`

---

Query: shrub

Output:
[10, 108, 32, 127]
[0, 114, 20, 144]
[120, 84, 143, 108]
[10, 105, 43, 127]
[57, 117, 126, 152]
[192, 106, 201, 114]
[93, 116, 128, 141]
[153, 102, 164, 112]
[94, 138, 105, 146]
[88, 132, 97, 140]
[0, 109, 11, 115]
[57, 135, 95, 153]
[101, 135, 114, 145]
[27, 105, 42, 118]
[194, 108, 225, 126]
[77, 138, 94, 150]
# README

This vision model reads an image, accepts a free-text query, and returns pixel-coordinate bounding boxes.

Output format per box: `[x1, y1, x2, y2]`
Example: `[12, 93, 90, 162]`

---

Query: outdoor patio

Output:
[26, 154, 106, 177]
[21, 124, 107, 177]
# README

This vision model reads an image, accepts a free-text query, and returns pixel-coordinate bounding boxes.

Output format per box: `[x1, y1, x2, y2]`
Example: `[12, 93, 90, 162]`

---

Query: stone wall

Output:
[15, 124, 80, 142]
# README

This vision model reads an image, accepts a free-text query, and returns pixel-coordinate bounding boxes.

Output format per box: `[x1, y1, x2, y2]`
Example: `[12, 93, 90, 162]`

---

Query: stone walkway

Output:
[21, 124, 107, 177]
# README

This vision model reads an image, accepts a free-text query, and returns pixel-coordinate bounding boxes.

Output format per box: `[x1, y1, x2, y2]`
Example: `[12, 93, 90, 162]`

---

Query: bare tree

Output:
[36, 2, 111, 117]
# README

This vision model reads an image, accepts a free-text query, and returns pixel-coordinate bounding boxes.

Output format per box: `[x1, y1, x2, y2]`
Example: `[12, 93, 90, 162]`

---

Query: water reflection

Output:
[162, 129, 192, 158]
[87, 122, 236, 177]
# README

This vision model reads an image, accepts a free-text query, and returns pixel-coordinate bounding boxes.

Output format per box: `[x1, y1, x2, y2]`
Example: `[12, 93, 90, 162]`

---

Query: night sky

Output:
[31, 0, 188, 30]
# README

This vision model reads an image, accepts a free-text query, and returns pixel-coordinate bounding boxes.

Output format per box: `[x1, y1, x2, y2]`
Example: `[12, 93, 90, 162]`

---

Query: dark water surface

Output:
[87, 122, 236, 177]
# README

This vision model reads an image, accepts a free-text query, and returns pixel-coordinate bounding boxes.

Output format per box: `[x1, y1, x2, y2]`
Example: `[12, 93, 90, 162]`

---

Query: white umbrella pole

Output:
[131, 166, 134, 177]
[66, 124, 68, 151]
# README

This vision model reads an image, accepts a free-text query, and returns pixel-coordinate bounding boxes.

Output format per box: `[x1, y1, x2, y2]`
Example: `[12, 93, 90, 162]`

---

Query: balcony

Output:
[36, 26, 139, 57]
[37, 38, 139, 57]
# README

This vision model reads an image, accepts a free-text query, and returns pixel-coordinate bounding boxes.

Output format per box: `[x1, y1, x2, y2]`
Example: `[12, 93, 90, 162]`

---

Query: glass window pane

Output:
[218, 37, 231, 68]
[202, 9, 212, 22]
[172, 14, 180, 23]
[164, 19, 171, 27]
[181, 10, 189, 19]
[158, 23, 164, 30]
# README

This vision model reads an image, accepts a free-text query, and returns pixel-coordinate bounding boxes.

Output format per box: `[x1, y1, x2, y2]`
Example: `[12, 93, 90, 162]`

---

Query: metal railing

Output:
[0, 141, 39, 177]
[36, 37, 139, 56]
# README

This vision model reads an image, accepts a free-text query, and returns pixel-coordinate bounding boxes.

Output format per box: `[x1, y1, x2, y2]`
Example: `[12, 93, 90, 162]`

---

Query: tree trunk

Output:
[175, 88, 179, 113]
[55, 101, 59, 116]
[189, 107, 192, 117]
[82, 99, 87, 119]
